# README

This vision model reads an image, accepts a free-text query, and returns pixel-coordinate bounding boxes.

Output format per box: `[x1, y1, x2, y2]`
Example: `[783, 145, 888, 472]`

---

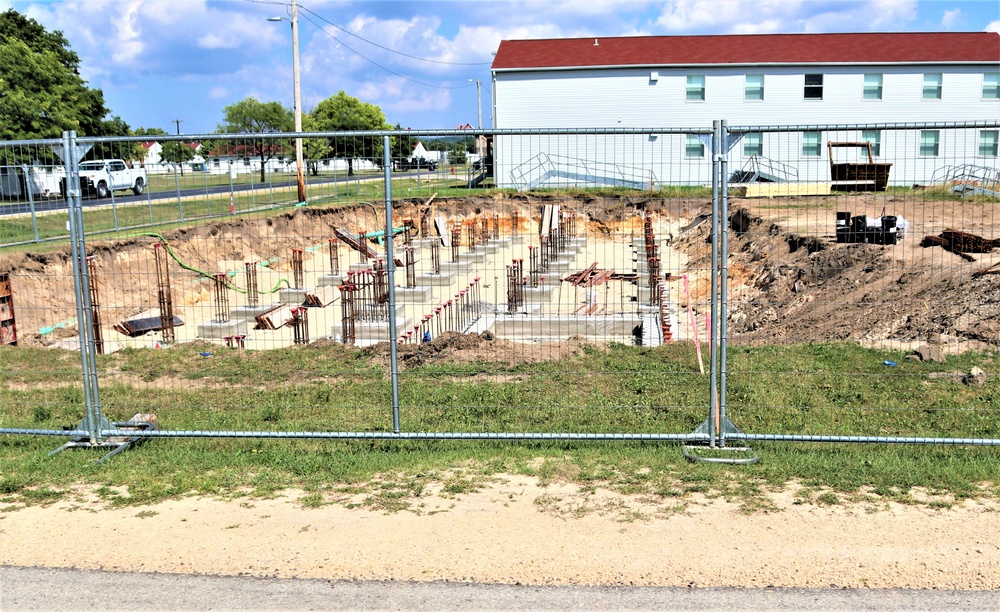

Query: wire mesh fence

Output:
[1, 122, 997, 458]
[720, 121, 1000, 446]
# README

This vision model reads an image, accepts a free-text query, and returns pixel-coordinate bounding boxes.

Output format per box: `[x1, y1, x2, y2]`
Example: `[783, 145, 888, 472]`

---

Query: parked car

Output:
[395, 157, 438, 172]
[60, 159, 147, 198]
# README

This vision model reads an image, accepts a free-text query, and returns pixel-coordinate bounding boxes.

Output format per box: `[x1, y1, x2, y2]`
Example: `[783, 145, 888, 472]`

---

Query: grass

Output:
[1, 340, 998, 511]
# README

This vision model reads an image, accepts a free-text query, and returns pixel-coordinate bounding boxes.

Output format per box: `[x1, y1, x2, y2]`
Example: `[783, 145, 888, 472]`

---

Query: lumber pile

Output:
[920, 229, 1000, 262]
[562, 264, 615, 287]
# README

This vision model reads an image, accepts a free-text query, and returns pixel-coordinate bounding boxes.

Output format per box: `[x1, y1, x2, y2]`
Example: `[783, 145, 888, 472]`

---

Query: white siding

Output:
[493, 64, 1000, 187]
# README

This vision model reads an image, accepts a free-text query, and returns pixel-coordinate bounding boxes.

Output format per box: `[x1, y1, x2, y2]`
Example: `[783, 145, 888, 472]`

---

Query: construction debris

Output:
[114, 315, 184, 337]
[920, 229, 1000, 262]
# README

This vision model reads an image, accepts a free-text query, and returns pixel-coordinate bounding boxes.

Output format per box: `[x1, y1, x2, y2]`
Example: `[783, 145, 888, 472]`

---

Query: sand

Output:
[2, 476, 999, 589]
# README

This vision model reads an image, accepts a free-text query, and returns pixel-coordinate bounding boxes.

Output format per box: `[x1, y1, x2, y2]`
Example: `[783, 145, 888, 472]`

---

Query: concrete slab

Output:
[440, 261, 473, 273]
[197, 319, 249, 340]
[490, 315, 642, 341]
[457, 252, 488, 263]
[278, 288, 308, 304]
[230, 304, 276, 321]
[394, 286, 434, 302]
[416, 273, 457, 286]
[349, 263, 374, 272]
[317, 274, 345, 287]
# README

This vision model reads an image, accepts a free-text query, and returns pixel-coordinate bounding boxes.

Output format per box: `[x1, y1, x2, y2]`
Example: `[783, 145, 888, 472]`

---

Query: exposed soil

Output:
[2, 478, 999, 589]
[6, 191, 998, 354]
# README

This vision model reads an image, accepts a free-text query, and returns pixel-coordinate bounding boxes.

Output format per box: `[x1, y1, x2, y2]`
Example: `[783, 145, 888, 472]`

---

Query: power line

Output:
[298, 12, 475, 90]
[299, 5, 491, 67]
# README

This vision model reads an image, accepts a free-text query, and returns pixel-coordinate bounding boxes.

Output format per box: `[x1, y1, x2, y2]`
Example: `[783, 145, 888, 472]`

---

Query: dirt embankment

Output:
[674, 201, 1000, 351]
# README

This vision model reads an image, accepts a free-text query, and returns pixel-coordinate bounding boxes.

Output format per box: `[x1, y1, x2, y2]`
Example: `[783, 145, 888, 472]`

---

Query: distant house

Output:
[141, 141, 204, 174]
[490, 32, 1000, 188]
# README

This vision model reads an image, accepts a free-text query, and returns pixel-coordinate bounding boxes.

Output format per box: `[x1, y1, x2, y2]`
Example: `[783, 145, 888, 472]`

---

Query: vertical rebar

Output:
[405, 246, 416, 288]
[292, 307, 309, 345]
[292, 248, 304, 289]
[245, 262, 259, 307]
[528, 246, 539, 287]
[451, 227, 461, 262]
[154, 243, 176, 344]
[213, 273, 230, 322]
[511, 211, 519, 237]
[86, 256, 104, 356]
[431, 238, 441, 274]
[341, 281, 356, 345]
[359, 232, 368, 263]
[329, 238, 340, 276]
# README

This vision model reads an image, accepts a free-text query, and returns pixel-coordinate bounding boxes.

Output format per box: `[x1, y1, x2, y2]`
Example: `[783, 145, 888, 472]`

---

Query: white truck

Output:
[62, 159, 148, 198]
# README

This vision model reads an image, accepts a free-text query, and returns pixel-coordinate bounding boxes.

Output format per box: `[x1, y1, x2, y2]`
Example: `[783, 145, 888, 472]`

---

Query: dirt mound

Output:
[711, 205, 1000, 349]
[364, 331, 594, 369]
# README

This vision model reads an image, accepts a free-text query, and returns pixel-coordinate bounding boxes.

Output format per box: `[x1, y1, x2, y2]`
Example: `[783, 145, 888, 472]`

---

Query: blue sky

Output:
[6, 0, 1000, 134]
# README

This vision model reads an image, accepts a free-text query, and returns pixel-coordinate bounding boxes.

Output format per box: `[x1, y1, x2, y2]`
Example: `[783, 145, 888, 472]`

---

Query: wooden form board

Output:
[434, 216, 451, 247]
[741, 182, 832, 198]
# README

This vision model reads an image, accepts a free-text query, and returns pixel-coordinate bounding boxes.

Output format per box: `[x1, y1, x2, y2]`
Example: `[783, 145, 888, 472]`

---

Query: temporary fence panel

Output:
[719, 121, 1000, 446]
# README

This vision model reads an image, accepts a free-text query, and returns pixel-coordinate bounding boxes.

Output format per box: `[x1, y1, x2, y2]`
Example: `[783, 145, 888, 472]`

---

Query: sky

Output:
[5, 0, 1000, 135]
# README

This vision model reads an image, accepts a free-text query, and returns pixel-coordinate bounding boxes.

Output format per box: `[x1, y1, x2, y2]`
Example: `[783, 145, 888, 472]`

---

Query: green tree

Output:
[217, 97, 292, 183]
[0, 9, 108, 140]
[389, 124, 416, 168]
[310, 91, 389, 176]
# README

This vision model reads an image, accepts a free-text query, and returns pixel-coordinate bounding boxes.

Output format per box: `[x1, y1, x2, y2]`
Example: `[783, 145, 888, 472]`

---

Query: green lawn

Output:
[1, 340, 997, 511]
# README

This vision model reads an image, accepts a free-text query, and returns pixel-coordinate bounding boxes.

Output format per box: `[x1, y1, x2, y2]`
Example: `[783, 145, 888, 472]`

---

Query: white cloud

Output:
[986, 20, 1000, 33]
[941, 9, 963, 28]
[208, 86, 228, 100]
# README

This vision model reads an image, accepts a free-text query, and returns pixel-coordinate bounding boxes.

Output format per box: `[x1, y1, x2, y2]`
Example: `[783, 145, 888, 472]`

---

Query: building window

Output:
[686, 75, 706, 101]
[862, 130, 881, 157]
[863, 73, 883, 100]
[923, 73, 942, 99]
[984, 73, 1000, 100]
[744, 133, 763, 157]
[745, 74, 764, 101]
[980, 131, 999, 157]
[804, 74, 823, 99]
[802, 131, 822, 157]
[685, 135, 705, 158]
[920, 130, 940, 157]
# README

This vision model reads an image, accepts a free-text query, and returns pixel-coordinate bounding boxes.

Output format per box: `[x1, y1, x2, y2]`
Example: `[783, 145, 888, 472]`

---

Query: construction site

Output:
[2, 189, 999, 363]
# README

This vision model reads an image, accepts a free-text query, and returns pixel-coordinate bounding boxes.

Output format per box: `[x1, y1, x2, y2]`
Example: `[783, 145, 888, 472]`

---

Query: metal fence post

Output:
[64, 131, 103, 444]
[709, 120, 722, 448]
[22, 165, 40, 242]
[719, 120, 730, 448]
[384, 136, 401, 433]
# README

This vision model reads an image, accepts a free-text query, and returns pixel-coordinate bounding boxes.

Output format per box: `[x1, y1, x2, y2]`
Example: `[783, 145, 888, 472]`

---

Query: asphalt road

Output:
[2, 566, 997, 610]
[0, 170, 439, 218]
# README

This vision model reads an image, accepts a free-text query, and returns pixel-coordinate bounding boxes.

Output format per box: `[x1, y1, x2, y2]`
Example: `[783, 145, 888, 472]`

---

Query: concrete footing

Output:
[416, 273, 456, 286]
[198, 319, 249, 339]
[278, 288, 308, 304]
[440, 261, 473, 273]
[230, 304, 276, 321]
[317, 274, 345, 287]
[394, 286, 434, 302]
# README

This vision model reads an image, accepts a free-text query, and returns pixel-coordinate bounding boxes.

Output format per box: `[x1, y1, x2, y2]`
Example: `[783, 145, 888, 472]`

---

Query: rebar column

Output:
[480, 218, 489, 245]
[511, 211, 519, 237]
[431, 238, 441, 274]
[528, 246, 539, 288]
[86, 256, 104, 355]
[292, 307, 309, 345]
[291, 248, 304, 289]
[328, 238, 340, 276]
[358, 232, 368, 263]
[467, 220, 476, 254]
[539, 235, 550, 272]
[506, 262, 518, 313]
[245, 262, 259, 307]
[493, 214, 500, 240]
[405, 246, 416, 288]
[213, 273, 231, 322]
[340, 281, 356, 345]
[451, 227, 461, 262]
[154, 243, 175, 344]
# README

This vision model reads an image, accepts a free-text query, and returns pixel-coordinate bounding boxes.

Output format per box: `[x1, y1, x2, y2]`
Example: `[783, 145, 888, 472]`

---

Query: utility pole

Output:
[172, 119, 182, 135]
[268, 2, 307, 204]
[291, 0, 306, 204]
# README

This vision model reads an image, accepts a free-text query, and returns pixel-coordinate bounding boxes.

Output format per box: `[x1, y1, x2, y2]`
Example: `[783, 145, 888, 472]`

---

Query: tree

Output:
[0, 9, 108, 140]
[310, 91, 389, 176]
[217, 97, 292, 183]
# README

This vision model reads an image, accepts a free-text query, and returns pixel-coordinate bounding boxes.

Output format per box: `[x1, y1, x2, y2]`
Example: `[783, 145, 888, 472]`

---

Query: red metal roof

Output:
[491, 32, 1000, 70]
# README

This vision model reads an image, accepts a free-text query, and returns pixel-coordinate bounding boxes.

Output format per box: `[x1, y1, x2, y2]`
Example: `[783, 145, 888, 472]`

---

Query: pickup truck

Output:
[61, 159, 148, 198]
[394, 157, 438, 172]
